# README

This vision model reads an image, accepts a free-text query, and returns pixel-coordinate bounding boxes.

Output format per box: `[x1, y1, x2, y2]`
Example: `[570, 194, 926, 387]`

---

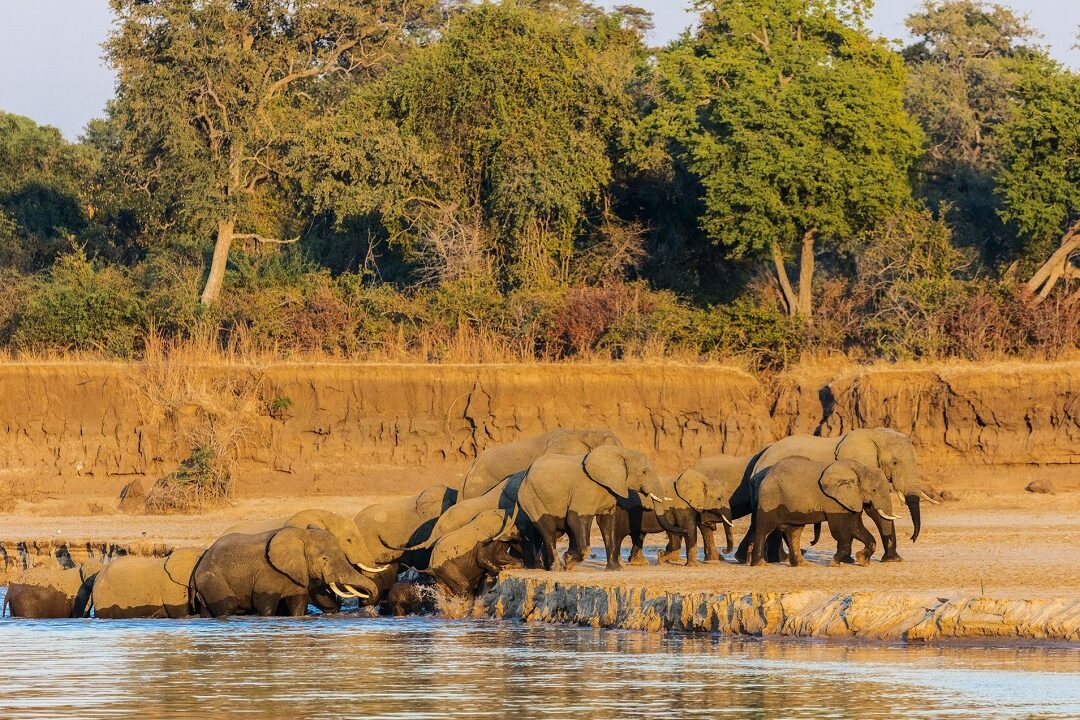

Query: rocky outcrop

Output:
[0, 361, 1078, 497]
[479, 576, 1080, 643]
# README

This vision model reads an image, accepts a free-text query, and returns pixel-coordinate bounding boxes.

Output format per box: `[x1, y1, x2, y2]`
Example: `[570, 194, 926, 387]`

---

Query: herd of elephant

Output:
[3, 427, 936, 619]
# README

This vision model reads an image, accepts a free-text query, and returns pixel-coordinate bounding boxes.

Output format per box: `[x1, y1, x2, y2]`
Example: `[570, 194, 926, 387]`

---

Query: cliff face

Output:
[0, 361, 1078, 497]
[479, 576, 1080, 643]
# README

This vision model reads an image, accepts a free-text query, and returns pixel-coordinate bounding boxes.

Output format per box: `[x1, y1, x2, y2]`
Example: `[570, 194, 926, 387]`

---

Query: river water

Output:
[2, 590, 1079, 719]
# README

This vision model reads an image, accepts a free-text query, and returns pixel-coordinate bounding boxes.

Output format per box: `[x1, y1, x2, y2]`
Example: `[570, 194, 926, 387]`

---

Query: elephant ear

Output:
[267, 527, 309, 587]
[819, 462, 863, 513]
[583, 445, 630, 498]
[674, 470, 710, 511]
[164, 548, 205, 586]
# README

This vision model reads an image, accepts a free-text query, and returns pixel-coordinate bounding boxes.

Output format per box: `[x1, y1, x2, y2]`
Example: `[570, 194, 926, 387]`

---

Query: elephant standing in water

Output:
[424, 508, 525, 596]
[92, 548, 205, 619]
[191, 527, 380, 617]
[459, 428, 622, 500]
[353, 484, 459, 574]
[733, 429, 933, 562]
[3, 561, 103, 618]
[747, 457, 898, 566]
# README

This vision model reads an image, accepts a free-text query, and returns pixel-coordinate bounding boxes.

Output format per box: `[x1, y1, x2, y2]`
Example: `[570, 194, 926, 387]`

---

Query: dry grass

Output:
[135, 332, 265, 514]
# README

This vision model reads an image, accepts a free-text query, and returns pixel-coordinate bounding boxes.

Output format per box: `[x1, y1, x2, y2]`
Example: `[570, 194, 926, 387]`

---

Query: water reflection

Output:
[1, 588, 1078, 719]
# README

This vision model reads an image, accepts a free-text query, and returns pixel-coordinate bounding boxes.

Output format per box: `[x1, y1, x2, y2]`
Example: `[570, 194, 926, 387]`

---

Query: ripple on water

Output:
[1, 587, 1079, 719]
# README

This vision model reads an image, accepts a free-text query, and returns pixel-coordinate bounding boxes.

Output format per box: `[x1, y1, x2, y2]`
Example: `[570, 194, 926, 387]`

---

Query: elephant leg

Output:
[533, 516, 562, 571]
[197, 576, 241, 617]
[684, 523, 700, 567]
[826, 514, 855, 566]
[723, 523, 735, 556]
[701, 524, 720, 563]
[658, 533, 681, 565]
[750, 514, 774, 567]
[564, 512, 591, 570]
[282, 594, 309, 617]
[865, 506, 901, 562]
[597, 513, 622, 571]
[435, 561, 475, 597]
[627, 510, 648, 567]
[852, 516, 877, 566]
[735, 520, 755, 564]
[785, 526, 808, 567]
[765, 530, 787, 563]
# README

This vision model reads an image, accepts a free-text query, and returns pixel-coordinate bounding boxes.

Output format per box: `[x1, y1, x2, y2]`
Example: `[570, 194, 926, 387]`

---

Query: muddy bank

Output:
[479, 576, 1080, 644]
[0, 539, 169, 582]
[1, 361, 1079, 498]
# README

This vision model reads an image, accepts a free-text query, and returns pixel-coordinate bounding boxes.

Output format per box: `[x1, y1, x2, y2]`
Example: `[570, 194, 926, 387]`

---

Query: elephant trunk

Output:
[655, 511, 694, 536]
[905, 493, 921, 543]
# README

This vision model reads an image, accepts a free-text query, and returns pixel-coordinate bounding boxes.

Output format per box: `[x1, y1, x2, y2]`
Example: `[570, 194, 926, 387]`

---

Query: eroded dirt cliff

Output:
[0, 361, 1078, 498]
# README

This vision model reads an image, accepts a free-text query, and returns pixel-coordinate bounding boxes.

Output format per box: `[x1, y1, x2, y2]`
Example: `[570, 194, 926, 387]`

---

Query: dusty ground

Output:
[3, 473, 1078, 599]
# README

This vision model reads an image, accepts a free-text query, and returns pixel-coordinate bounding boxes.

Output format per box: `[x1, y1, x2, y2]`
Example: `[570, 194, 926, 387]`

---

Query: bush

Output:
[13, 250, 146, 356]
[144, 444, 232, 514]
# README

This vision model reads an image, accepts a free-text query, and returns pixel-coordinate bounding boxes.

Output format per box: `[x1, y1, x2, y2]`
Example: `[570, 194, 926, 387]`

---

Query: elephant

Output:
[91, 548, 205, 619]
[191, 527, 380, 617]
[614, 469, 735, 567]
[733, 429, 933, 562]
[687, 454, 761, 556]
[394, 473, 526, 564]
[459, 428, 622, 500]
[353, 484, 459, 574]
[424, 508, 524, 597]
[3, 561, 103, 618]
[381, 581, 437, 616]
[223, 509, 391, 575]
[516, 445, 680, 571]
[747, 457, 899, 567]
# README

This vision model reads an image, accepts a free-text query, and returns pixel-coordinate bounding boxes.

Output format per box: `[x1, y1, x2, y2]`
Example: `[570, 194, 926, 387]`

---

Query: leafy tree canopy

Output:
[649, 0, 922, 316]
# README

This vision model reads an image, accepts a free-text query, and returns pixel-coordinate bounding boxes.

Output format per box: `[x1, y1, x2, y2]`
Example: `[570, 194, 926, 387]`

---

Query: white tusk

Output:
[663, 497, 673, 502]
[720, 515, 734, 528]
[895, 490, 905, 503]
[879, 512, 899, 521]
[648, 493, 663, 503]
[921, 491, 941, 505]
[357, 561, 390, 574]
[343, 584, 370, 599]
[329, 583, 351, 599]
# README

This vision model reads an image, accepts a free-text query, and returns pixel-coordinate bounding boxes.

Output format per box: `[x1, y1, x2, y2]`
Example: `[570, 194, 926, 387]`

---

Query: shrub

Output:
[144, 444, 232, 514]
[13, 250, 146, 356]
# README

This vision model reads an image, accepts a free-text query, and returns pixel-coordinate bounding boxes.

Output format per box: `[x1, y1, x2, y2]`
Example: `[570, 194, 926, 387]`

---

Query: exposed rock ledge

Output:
[478, 577, 1080, 644]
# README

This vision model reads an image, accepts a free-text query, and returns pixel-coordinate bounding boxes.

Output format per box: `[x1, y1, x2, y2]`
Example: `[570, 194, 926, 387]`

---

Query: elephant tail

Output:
[810, 523, 821, 546]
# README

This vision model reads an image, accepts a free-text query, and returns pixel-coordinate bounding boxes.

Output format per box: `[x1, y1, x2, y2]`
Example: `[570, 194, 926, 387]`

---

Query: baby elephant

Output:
[748, 457, 898, 567]
[426, 509, 524, 597]
[3, 561, 104, 618]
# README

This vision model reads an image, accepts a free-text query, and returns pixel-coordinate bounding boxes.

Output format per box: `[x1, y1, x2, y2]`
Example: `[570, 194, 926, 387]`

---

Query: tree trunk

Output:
[797, 228, 816, 320]
[1025, 221, 1080, 303]
[200, 218, 234, 305]
[770, 242, 798, 316]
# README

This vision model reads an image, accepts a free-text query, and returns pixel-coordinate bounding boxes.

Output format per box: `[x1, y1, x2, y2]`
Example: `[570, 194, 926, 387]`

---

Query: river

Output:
[2, 588, 1079, 719]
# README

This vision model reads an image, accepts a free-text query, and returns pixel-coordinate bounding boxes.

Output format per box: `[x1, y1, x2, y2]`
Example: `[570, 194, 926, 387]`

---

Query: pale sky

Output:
[1, 0, 1078, 139]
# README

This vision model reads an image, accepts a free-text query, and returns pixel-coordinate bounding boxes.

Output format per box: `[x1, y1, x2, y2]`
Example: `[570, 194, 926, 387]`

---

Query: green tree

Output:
[649, 0, 922, 318]
[105, 0, 443, 305]
[902, 0, 1035, 260]
[304, 1, 648, 288]
[996, 56, 1080, 301]
[0, 112, 98, 270]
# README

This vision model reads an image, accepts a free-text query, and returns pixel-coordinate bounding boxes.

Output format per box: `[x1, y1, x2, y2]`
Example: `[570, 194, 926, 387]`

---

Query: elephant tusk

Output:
[357, 561, 390, 574]
[329, 583, 351, 600]
[648, 493, 663, 503]
[343, 584, 371, 599]
[921, 491, 941, 505]
[720, 515, 734, 528]
[879, 512, 899, 521]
